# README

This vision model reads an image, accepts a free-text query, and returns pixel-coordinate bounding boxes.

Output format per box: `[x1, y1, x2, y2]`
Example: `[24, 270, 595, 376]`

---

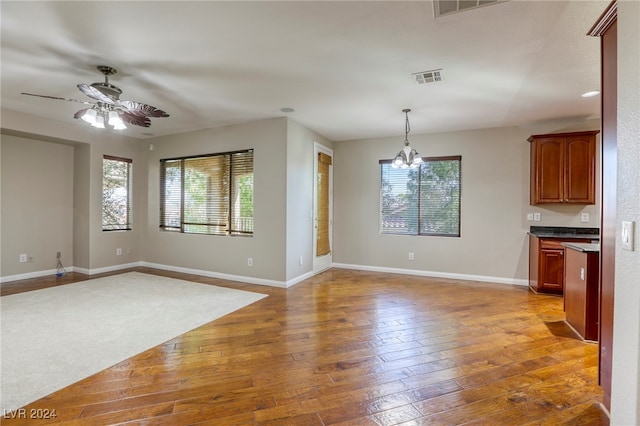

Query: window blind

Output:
[316, 152, 332, 256]
[380, 156, 461, 236]
[160, 149, 253, 236]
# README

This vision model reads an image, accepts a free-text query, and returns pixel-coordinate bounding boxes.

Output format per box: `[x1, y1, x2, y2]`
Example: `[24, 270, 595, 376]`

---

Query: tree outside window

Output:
[380, 156, 461, 236]
[102, 156, 132, 231]
[160, 150, 253, 236]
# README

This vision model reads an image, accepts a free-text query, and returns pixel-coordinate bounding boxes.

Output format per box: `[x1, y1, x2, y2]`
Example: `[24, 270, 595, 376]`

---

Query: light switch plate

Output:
[533, 212, 541, 222]
[621, 221, 634, 251]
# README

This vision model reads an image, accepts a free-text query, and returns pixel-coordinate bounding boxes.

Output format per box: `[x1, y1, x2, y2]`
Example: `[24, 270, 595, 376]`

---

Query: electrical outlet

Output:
[248, 257, 253, 267]
[299, 256, 303, 266]
[527, 213, 534, 221]
[581, 213, 589, 223]
[408, 252, 415, 261]
[116, 248, 122, 256]
[533, 212, 541, 222]
[580, 267, 585, 281]
[19, 254, 28, 263]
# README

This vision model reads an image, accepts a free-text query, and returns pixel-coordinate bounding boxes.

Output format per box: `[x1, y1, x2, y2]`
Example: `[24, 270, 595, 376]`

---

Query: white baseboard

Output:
[140, 262, 292, 288]
[73, 261, 144, 276]
[0, 263, 145, 284]
[1, 261, 527, 288]
[1, 261, 315, 289]
[0, 268, 66, 283]
[332, 263, 529, 287]
[286, 270, 316, 287]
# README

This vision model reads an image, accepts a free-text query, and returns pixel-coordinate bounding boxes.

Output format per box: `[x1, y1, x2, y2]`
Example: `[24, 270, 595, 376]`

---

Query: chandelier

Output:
[392, 108, 422, 169]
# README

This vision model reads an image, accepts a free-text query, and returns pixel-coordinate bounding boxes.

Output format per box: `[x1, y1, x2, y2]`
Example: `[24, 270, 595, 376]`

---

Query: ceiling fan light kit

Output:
[21, 65, 169, 131]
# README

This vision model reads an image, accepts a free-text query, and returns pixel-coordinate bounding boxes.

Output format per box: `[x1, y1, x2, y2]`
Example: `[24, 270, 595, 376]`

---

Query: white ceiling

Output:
[1, 1, 607, 141]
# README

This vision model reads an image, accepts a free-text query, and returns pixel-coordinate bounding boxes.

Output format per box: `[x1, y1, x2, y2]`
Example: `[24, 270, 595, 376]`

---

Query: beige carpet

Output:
[0, 272, 266, 411]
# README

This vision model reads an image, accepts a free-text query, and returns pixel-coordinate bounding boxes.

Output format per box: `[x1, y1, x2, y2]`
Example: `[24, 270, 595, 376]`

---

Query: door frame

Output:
[313, 142, 333, 273]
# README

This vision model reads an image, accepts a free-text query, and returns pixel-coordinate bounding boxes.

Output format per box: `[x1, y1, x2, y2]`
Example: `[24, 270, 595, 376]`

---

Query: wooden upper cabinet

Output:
[529, 130, 599, 205]
[532, 137, 564, 203]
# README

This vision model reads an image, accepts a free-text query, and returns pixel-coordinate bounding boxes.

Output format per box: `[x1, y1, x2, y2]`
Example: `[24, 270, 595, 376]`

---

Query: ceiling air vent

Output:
[412, 69, 443, 85]
[434, 0, 507, 18]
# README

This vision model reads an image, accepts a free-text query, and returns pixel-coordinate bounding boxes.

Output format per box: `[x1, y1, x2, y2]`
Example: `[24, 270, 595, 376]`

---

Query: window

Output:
[102, 155, 132, 231]
[160, 149, 254, 236]
[380, 156, 461, 236]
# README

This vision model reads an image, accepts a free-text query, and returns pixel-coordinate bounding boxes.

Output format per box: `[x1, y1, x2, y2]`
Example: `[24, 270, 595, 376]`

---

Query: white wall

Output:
[610, 1, 640, 424]
[1, 110, 147, 279]
[0, 112, 328, 285]
[73, 143, 90, 270]
[333, 119, 600, 284]
[285, 120, 333, 282]
[143, 118, 289, 283]
[86, 138, 148, 272]
[0, 134, 74, 277]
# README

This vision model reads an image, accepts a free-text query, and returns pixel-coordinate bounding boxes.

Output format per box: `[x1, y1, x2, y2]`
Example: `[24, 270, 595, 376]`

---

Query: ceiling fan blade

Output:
[77, 84, 115, 104]
[118, 100, 169, 117]
[73, 108, 90, 119]
[120, 111, 151, 127]
[21, 92, 94, 105]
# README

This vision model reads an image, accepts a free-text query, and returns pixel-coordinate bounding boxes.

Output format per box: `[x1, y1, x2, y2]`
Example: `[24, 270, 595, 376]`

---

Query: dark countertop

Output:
[562, 242, 600, 253]
[528, 226, 600, 240]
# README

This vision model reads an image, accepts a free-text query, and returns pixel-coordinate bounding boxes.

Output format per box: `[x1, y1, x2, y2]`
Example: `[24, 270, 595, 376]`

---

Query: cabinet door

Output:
[529, 235, 539, 291]
[539, 248, 564, 293]
[564, 248, 587, 337]
[531, 137, 564, 204]
[565, 135, 596, 203]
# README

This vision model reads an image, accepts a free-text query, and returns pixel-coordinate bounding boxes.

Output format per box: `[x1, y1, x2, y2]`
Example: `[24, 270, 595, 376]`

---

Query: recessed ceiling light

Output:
[280, 107, 295, 113]
[582, 91, 600, 97]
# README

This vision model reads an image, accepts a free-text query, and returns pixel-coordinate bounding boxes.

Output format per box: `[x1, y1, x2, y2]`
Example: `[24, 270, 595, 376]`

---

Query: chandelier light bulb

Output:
[108, 111, 127, 129]
[108, 111, 120, 125]
[92, 113, 106, 129]
[112, 121, 127, 130]
[81, 108, 97, 124]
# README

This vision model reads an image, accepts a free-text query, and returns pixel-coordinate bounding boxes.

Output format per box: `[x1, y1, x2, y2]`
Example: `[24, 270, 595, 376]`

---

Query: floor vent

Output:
[412, 69, 443, 85]
[434, 0, 507, 18]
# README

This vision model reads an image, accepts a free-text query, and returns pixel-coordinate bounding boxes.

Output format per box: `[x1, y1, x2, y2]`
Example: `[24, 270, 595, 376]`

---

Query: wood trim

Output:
[588, 0, 617, 37]
[590, 0, 617, 411]
[103, 154, 132, 163]
[527, 130, 599, 142]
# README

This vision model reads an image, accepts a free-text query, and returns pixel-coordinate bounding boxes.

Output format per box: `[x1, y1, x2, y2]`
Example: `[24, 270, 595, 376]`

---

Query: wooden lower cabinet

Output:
[564, 245, 600, 341]
[539, 242, 565, 293]
[529, 235, 595, 295]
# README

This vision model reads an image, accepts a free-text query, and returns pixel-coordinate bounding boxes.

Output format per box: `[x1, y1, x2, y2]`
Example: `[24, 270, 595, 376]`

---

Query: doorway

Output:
[313, 143, 333, 273]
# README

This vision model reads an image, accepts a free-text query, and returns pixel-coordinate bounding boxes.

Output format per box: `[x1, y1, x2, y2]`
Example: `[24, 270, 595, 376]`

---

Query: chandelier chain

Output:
[404, 110, 411, 146]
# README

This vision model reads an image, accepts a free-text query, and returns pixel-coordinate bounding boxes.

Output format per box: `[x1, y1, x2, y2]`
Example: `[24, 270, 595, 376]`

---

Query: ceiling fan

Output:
[21, 65, 169, 130]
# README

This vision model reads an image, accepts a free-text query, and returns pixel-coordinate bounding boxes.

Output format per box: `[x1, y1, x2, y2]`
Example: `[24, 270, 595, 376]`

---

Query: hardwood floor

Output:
[1, 268, 608, 425]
